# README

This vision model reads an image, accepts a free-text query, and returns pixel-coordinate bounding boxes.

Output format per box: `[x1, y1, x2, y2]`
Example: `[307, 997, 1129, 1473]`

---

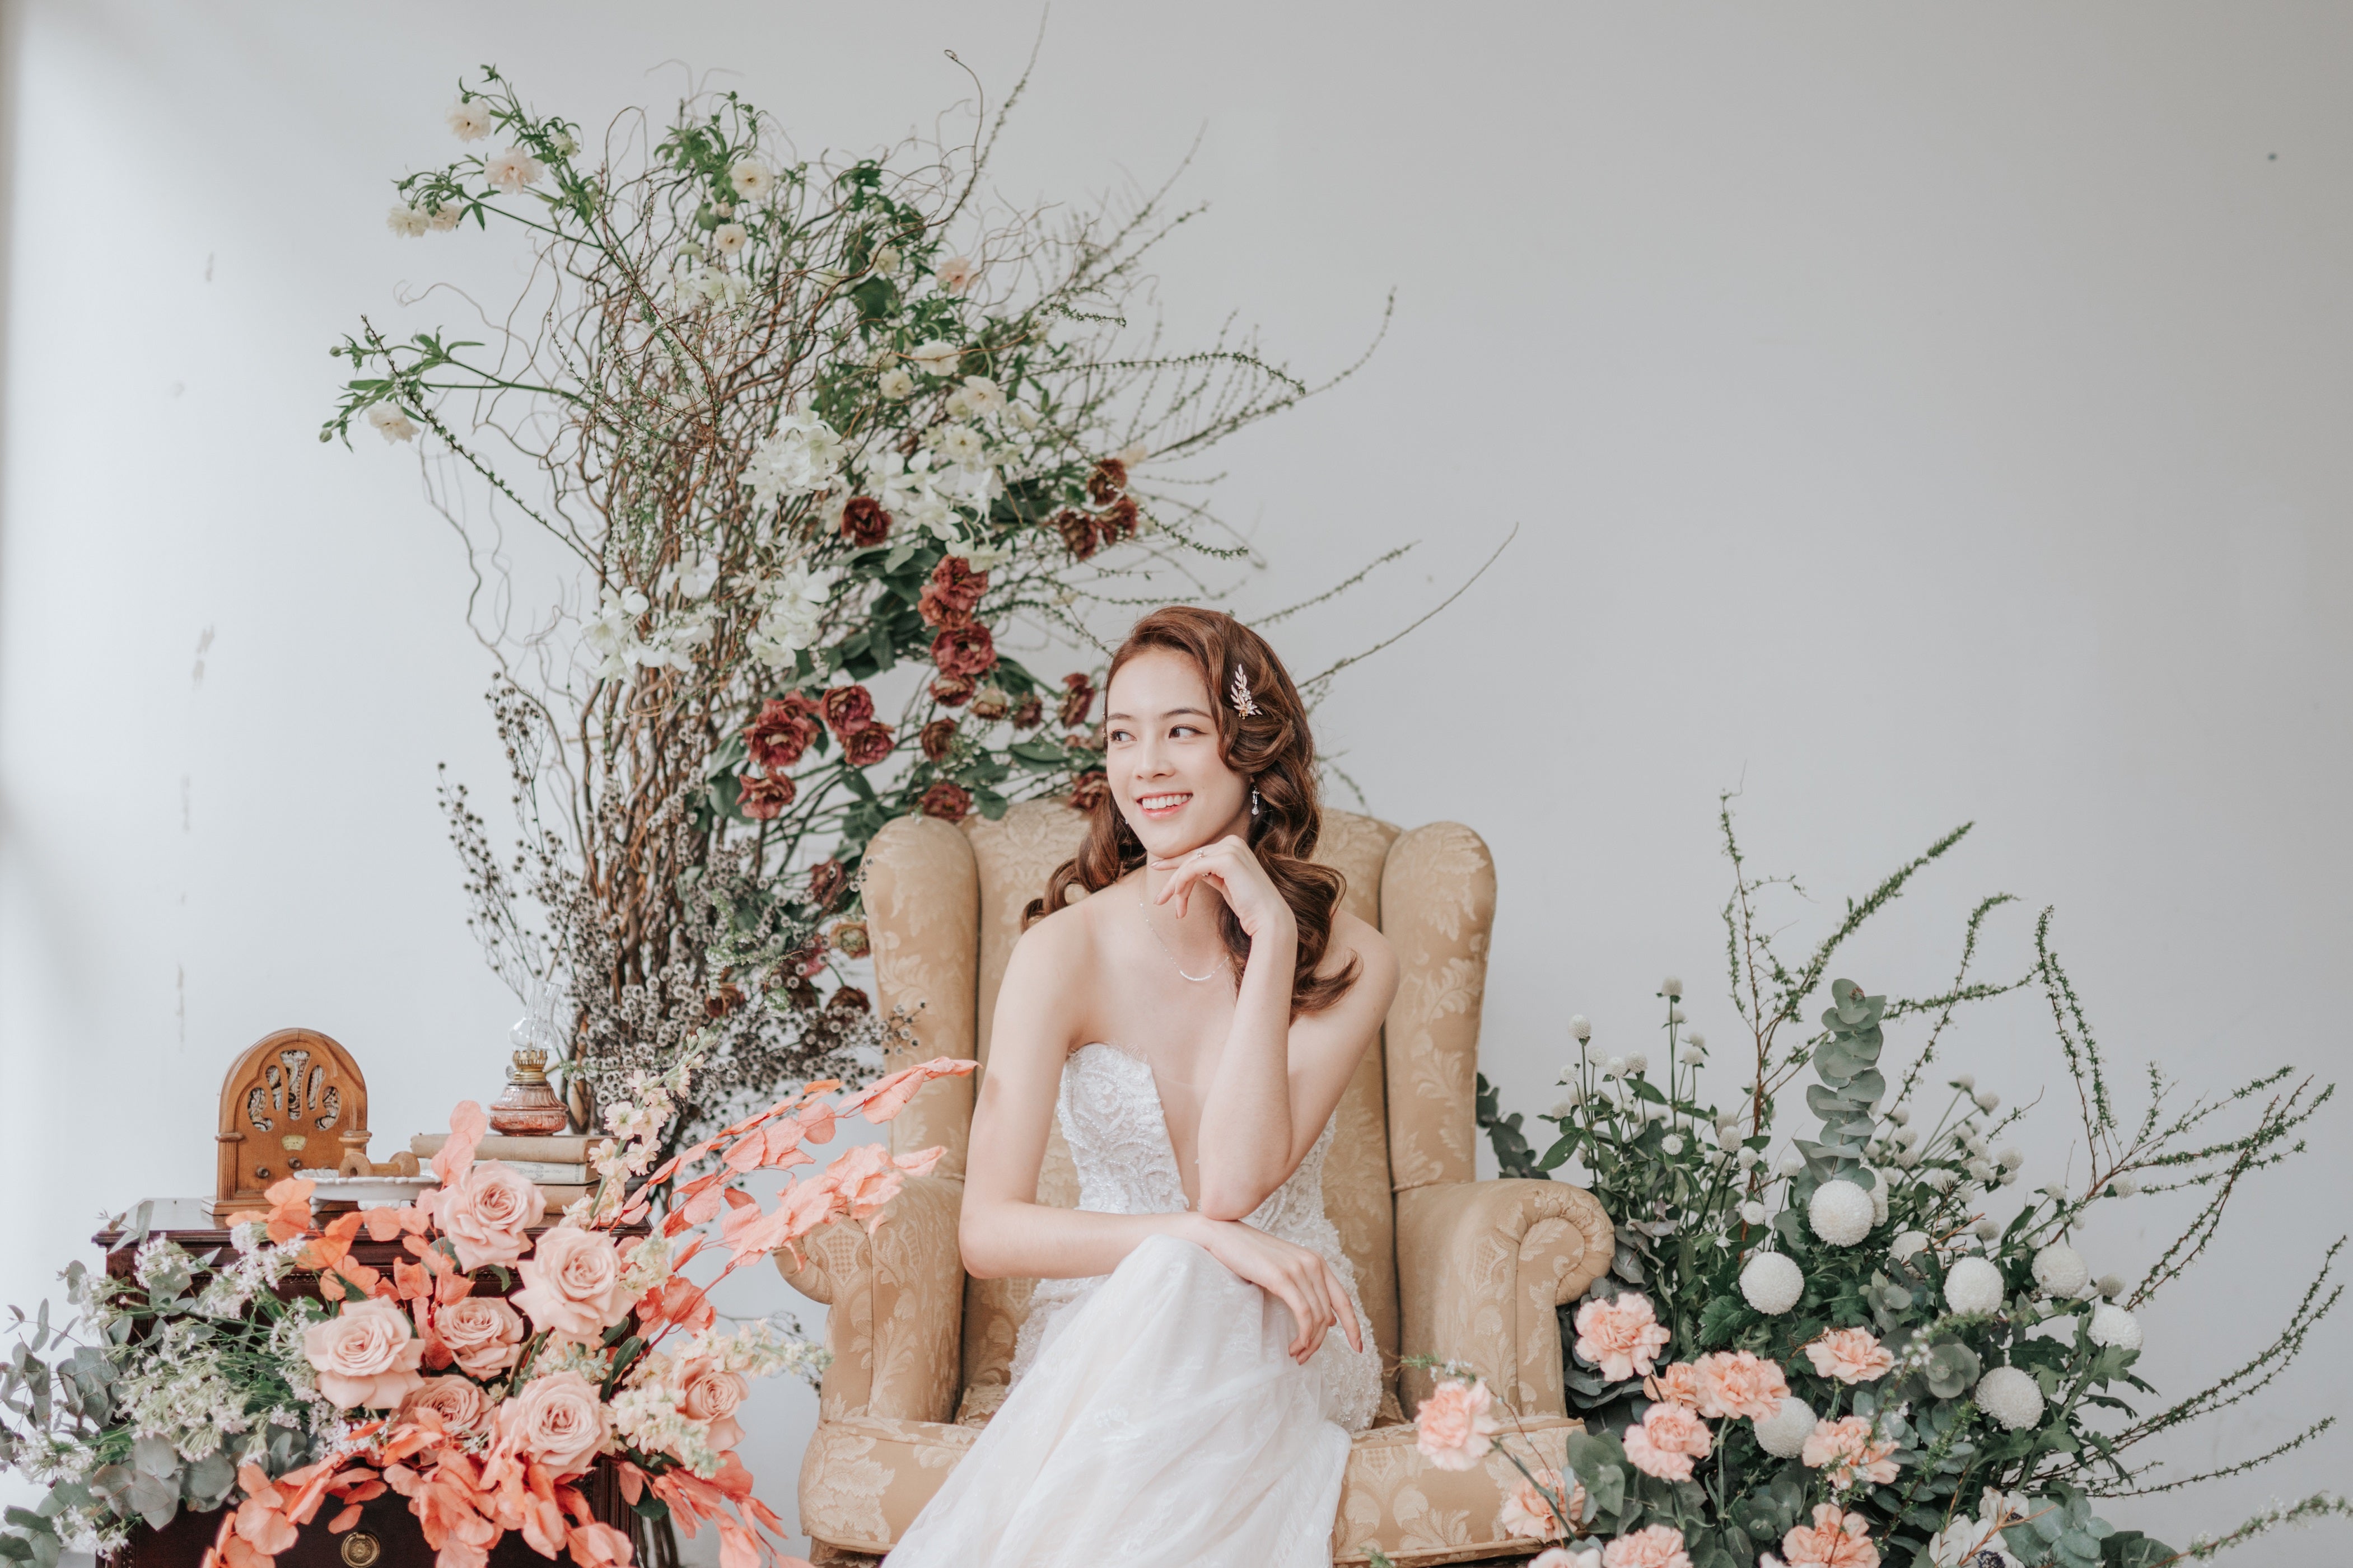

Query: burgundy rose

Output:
[738, 773, 796, 820]
[1052, 507, 1098, 560]
[1066, 727, 1104, 753]
[919, 718, 959, 763]
[827, 985, 871, 1013]
[1058, 672, 1097, 729]
[744, 694, 820, 772]
[806, 858, 847, 907]
[819, 683, 877, 738]
[1010, 694, 1044, 729]
[1086, 457, 1128, 506]
[703, 983, 746, 1019]
[842, 726, 896, 767]
[917, 556, 989, 630]
[1095, 494, 1140, 545]
[920, 781, 973, 822]
[839, 496, 893, 547]
[931, 622, 998, 679]
[930, 674, 974, 707]
[1068, 771, 1110, 812]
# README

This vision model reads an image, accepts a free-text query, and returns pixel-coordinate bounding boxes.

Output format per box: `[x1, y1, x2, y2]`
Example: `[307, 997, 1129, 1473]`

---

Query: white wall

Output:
[4, 2, 2347, 1561]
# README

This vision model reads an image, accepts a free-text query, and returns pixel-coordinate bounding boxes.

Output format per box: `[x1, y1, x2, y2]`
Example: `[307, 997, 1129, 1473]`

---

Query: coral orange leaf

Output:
[432, 1101, 488, 1188]
[263, 1178, 317, 1243]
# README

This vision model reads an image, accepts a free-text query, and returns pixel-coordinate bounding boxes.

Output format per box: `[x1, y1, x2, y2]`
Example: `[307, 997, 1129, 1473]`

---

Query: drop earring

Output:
[1250, 784, 1261, 818]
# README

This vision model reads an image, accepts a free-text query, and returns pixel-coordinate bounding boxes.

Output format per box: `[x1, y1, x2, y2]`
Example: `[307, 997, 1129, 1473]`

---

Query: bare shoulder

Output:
[1327, 909, 1398, 999]
[1003, 883, 1108, 993]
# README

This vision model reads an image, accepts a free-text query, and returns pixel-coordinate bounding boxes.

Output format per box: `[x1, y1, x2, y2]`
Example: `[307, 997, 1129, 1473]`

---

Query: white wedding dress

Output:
[884, 1041, 1381, 1567]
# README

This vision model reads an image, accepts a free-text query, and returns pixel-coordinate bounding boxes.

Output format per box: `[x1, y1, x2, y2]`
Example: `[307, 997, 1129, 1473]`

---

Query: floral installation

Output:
[0, 1052, 977, 1568]
[1437, 800, 2349, 1568]
[324, 65, 1386, 1148]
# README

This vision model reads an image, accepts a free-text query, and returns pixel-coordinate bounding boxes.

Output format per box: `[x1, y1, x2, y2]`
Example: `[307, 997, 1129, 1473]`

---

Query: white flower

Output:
[1740, 1251, 1804, 1314]
[1549, 1099, 1577, 1118]
[1661, 1135, 1685, 1155]
[1683, 1030, 1705, 1051]
[1922, 1168, 1959, 1193]
[1929, 1514, 2023, 1568]
[1972, 1217, 2001, 1241]
[2031, 1243, 2089, 1298]
[427, 202, 464, 231]
[1528, 1550, 1603, 1568]
[1739, 1201, 1767, 1225]
[657, 554, 721, 600]
[745, 559, 838, 667]
[1623, 1052, 1649, 1076]
[1967, 1159, 1995, 1183]
[1666, 1006, 1686, 1024]
[1974, 1365, 2044, 1430]
[931, 423, 987, 464]
[877, 367, 917, 400]
[1603, 1055, 1624, 1078]
[1568, 1015, 1592, 1042]
[907, 339, 963, 377]
[1808, 1179, 1875, 1246]
[386, 204, 428, 238]
[1887, 1104, 1911, 1126]
[1944, 1256, 2005, 1316]
[744, 411, 845, 502]
[1736, 1148, 1762, 1170]
[2088, 1302, 2142, 1351]
[1974, 1090, 2002, 1113]
[959, 375, 1006, 415]
[712, 222, 748, 258]
[2094, 1274, 2126, 1299]
[729, 160, 776, 200]
[1678, 1045, 1705, 1066]
[485, 147, 543, 193]
[935, 254, 977, 293]
[1997, 1148, 2024, 1171]
[365, 404, 419, 442]
[1660, 976, 1683, 998]
[1777, 1153, 1806, 1178]
[871, 245, 902, 277]
[1752, 1393, 1815, 1457]
[1953, 1073, 1977, 1092]
[1890, 1229, 1931, 1262]
[2107, 1176, 2137, 1198]
[1560, 1083, 1586, 1108]
[447, 99, 493, 141]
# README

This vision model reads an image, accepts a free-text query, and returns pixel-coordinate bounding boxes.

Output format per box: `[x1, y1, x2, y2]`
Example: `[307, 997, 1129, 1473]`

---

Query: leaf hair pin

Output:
[1229, 665, 1260, 717]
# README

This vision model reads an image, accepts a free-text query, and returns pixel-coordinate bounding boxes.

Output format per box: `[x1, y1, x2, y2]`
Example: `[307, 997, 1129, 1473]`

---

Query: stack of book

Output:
[410, 1132, 600, 1210]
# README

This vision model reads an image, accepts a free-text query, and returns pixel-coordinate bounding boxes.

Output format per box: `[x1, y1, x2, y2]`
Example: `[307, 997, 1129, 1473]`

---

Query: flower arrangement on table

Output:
[324, 65, 1385, 1148]
[0, 1052, 976, 1568]
[1418, 803, 2347, 1568]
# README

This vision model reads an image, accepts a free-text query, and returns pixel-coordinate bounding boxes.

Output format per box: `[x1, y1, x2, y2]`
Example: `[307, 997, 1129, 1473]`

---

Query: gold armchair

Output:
[779, 802, 1612, 1566]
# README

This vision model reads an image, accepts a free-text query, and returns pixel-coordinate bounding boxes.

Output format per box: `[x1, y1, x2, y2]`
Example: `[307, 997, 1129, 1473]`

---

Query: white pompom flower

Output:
[1889, 1230, 1930, 1262]
[2032, 1243, 2090, 1298]
[2089, 1303, 2143, 1351]
[1808, 1179, 1875, 1247]
[1752, 1393, 1816, 1458]
[1661, 976, 1683, 998]
[1740, 1251, 1804, 1315]
[1624, 1052, 1649, 1076]
[1944, 1256, 2005, 1316]
[1974, 1366, 2045, 1430]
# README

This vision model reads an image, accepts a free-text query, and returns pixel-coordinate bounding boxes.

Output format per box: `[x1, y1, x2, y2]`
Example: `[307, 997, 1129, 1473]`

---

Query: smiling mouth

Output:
[1136, 792, 1192, 816]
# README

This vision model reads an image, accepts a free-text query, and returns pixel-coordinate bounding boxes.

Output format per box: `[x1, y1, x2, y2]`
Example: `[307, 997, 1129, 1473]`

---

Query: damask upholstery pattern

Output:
[782, 799, 1616, 1565]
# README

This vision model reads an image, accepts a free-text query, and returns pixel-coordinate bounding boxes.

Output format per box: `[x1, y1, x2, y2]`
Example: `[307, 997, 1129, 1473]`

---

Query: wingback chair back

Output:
[856, 800, 1506, 1425]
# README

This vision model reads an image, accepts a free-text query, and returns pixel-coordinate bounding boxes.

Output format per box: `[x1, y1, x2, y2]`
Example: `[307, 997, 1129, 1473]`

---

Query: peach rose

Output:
[679, 1360, 750, 1453]
[427, 1159, 545, 1271]
[1498, 1466, 1583, 1541]
[1413, 1377, 1502, 1471]
[1801, 1416, 1899, 1488]
[1622, 1401, 1712, 1481]
[1603, 1525, 1693, 1568]
[302, 1298, 426, 1409]
[1572, 1294, 1672, 1382]
[1692, 1349, 1790, 1421]
[1642, 1362, 1703, 1408]
[513, 1225, 634, 1343]
[1781, 1504, 1882, 1568]
[495, 1370, 609, 1478]
[436, 1295, 526, 1378]
[1804, 1327, 1895, 1385]
[400, 1375, 490, 1432]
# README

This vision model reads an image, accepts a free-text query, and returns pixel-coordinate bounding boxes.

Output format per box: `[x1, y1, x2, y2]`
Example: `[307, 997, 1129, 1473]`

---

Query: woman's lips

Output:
[1135, 791, 1192, 818]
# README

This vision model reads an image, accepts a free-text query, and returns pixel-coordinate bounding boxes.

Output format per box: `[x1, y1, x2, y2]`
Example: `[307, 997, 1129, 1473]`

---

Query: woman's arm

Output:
[958, 907, 1216, 1280]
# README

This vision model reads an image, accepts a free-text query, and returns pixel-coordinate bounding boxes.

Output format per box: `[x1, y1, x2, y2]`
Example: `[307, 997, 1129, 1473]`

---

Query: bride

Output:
[883, 606, 1400, 1567]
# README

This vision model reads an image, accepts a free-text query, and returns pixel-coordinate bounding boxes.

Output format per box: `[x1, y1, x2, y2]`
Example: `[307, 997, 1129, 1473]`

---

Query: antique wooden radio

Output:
[212, 1027, 374, 1219]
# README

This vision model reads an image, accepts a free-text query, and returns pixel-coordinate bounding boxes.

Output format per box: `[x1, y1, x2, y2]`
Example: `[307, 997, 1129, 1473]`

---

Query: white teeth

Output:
[1138, 794, 1189, 810]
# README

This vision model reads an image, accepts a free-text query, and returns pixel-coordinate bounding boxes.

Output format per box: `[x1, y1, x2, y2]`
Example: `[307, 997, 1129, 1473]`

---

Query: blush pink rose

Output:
[400, 1375, 490, 1432]
[513, 1225, 634, 1344]
[1692, 1349, 1790, 1421]
[436, 1295, 526, 1378]
[678, 1360, 750, 1454]
[1804, 1327, 1895, 1385]
[1622, 1401, 1713, 1481]
[1802, 1416, 1899, 1487]
[1572, 1293, 1672, 1382]
[302, 1298, 427, 1409]
[1603, 1525, 1693, 1568]
[1413, 1377, 1502, 1471]
[495, 1370, 609, 1478]
[1497, 1466, 1583, 1542]
[1781, 1504, 1882, 1567]
[427, 1159, 546, 1271]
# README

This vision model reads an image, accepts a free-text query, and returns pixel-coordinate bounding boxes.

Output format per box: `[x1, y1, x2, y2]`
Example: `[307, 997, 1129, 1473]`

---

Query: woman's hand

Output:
[1187, 1215, 1362, 1364]
[1149, 834, 1296, 943]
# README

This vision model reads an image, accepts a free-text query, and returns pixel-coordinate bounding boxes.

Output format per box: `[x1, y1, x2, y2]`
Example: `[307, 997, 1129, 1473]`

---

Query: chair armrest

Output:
[777, 1172, 967, 1425]
[1394, 1177, 1612, 1419]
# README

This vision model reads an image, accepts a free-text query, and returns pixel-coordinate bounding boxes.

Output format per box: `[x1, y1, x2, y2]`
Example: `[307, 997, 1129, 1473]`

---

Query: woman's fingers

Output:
[1325, 1262, 1363, 1352]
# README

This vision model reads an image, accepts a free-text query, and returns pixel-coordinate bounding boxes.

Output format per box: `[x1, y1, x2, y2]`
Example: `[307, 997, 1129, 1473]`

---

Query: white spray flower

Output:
[744, 411, 845, 502]
[386, 204, 429, 238]
[2088, 1303, 2142, 1351]
[1972, 1217, 2001, 1241]
[427, 202, 463, 231]
[1603, 1055, 1624, 1078]
[1886, 1104, 1911, 1126]
[1997, 1148, 2024, 1171]
[485, 147, 544, 193]
[447, 99, 493, 141]
[907, 339, 963, 377]
[729, 160, 776, 200]
[1809, 1179, 1875, 1246]
[1974, 1365, 2044, 1431]
[877, 367, 916, 400]
[2031, 1243, 2089, 1298]
[1684, 1030, 1705, 1051]
[1944, 1256, 2005, 1316]
[1740, 1251, 1804, 1314]
[711, 222, 748, 258]
[366, 405, 419, 442]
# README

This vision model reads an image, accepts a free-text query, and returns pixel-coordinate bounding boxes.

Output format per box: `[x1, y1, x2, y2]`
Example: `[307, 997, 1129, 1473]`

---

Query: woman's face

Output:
[1103, 647, 1251, 861]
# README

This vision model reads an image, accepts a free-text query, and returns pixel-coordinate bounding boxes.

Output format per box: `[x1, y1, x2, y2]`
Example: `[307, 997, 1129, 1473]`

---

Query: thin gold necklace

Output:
[1137, 890, 1227, 982]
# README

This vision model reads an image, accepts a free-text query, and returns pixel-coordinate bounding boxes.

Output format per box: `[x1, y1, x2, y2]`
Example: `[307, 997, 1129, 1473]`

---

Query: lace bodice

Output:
[1006, 1042, 1381, 1434]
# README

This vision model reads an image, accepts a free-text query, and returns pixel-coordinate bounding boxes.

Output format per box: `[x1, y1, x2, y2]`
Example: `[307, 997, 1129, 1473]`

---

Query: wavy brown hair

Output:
[1021, 606, 1361, 1015]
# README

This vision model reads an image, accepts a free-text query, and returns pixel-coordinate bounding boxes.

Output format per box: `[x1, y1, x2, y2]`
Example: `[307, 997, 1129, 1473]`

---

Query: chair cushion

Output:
[797, 1409, 1585, 1566]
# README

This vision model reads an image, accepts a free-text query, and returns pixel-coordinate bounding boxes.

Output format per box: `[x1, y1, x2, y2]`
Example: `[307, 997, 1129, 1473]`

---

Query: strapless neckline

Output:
[1077, 1041, 1198, 1209]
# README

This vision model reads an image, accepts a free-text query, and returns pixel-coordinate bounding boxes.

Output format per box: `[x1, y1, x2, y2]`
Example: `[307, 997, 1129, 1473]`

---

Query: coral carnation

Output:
[1801, 1416, 1899, 1487]
[1805, 1328, 1894, 1384]
[1622, 1402, 1712, 1481]
[1692, 1350, 1788, 1421]
[1572, 1293, 1672, 1382]
[1413, 1377, 1501, 1471]
[1602, 1525, 1692, 1568]
[1642, 1362, 1703, 1408]
[1498, 1466, 1581, 1542]
[1781, 1505, 1881, 1567]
